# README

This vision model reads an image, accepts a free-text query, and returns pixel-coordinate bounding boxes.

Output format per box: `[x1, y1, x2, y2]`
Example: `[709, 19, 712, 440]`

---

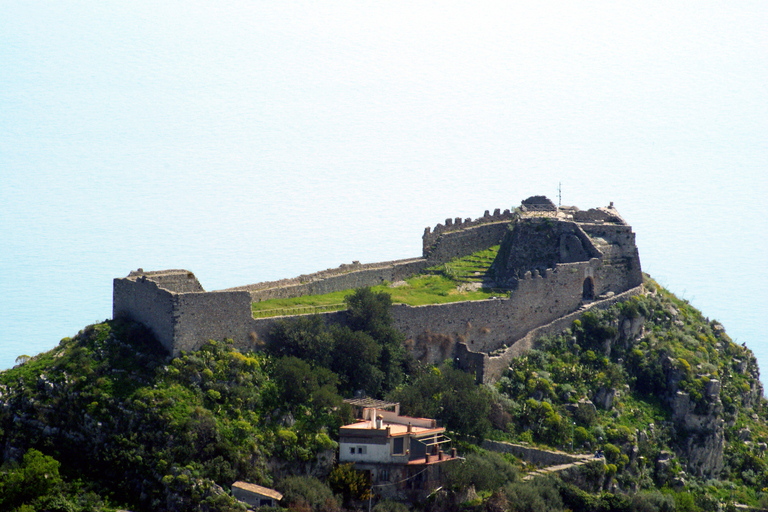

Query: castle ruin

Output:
[113, 196, 643, 382]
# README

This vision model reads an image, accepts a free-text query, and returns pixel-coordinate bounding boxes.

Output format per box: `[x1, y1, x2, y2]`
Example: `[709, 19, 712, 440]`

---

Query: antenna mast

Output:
[557, 182, 562, 208]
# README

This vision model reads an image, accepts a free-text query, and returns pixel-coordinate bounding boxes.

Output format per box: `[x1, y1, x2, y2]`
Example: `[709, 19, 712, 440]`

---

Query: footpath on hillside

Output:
[481, 440, 598, 481]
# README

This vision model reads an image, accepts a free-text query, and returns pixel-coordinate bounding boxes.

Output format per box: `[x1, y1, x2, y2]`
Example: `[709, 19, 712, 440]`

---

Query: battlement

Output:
[113, 196, 642, 382]
[422, 207, 515, 256]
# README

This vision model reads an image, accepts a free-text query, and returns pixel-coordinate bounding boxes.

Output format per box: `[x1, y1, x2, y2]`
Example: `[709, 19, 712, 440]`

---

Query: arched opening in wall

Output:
[582, 277, 595, 301]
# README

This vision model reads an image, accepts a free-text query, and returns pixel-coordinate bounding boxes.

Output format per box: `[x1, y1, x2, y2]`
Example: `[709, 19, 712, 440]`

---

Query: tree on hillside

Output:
[268, 287, 412, 397]
[389, 364, 493, 439]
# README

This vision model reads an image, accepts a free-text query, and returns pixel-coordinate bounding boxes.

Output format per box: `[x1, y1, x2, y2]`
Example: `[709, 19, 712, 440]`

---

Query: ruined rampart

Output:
[231, 258, 430, 302]
[113, 198, 643, 382]
[113, 274, 178, 354]
[422, 208, 515, 257]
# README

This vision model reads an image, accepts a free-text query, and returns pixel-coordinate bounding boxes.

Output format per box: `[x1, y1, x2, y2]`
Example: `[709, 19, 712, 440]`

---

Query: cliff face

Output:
[496, 277, 767, 491]
[610, 297, 761, 480]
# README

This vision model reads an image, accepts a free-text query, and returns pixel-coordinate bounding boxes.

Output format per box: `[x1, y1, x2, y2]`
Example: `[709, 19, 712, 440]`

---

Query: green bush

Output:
[328, 463, 370, 505]
[443, 451, 518, 492]
[278, 475, 338, 511]
[372, 499, 409, 512]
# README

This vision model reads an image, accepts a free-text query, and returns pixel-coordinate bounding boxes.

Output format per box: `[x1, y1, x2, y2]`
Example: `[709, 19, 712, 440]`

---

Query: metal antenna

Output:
[558, 182, 562, 207]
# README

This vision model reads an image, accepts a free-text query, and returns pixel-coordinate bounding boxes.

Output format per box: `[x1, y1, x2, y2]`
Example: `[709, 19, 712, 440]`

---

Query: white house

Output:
[339, 400, 459, 500]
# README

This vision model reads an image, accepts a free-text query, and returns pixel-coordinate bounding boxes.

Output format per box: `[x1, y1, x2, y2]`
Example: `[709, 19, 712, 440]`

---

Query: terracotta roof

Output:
[232, 481, 283, 501]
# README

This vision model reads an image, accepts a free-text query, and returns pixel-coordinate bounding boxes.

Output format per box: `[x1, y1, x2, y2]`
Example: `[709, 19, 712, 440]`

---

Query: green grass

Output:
[251, 246, 504, 317]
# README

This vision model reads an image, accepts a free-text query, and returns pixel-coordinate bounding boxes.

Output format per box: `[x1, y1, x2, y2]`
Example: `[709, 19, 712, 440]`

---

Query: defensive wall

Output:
[224, 208, 516, 302]
[113, 198, 643, 382]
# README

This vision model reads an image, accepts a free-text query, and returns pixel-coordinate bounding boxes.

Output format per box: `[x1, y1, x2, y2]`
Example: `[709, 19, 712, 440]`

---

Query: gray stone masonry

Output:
[113, 197, 642, 382]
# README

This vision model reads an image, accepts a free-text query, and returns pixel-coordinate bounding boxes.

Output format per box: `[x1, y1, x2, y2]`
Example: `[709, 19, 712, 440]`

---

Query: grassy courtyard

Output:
[251, 246, 504, 317]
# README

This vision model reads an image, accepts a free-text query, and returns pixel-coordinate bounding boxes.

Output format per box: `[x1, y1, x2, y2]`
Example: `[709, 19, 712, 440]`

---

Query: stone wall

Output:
[113, 232, 639, 377]
[423, 221, 511, 263]
[482, 440, 582, 466]
[112, 200, 643, 380]
[126, 269, 205, 293]
[238, 259, 430, 302]
[421, 208, 515, 254]
[113, 275, 177, 354]
[395, 260, 594, 359]
[481, 284, 645, 382]
[114, 272, 351, 357]
[579, 223, 642, 293]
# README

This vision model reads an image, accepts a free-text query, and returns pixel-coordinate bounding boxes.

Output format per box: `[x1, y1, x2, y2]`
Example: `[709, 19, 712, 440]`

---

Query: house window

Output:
[379, 469, 389, 482]
[393, 437, 404, 454]
[357, 446, 367, 455]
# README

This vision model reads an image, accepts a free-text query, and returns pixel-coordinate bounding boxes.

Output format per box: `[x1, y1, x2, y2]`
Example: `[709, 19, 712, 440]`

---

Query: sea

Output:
[1, 2, 766, 390]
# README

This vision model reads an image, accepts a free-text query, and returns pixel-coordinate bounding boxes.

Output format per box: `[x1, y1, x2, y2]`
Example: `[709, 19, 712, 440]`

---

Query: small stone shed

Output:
[231, 481, 283, 508]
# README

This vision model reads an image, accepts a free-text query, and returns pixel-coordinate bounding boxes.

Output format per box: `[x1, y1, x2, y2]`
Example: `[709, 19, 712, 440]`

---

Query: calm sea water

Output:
[1, 2, 766, 389]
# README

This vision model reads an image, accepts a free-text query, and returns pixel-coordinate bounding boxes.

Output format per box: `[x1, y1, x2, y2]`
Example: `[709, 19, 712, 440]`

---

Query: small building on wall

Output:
[339, 400, 460, 501]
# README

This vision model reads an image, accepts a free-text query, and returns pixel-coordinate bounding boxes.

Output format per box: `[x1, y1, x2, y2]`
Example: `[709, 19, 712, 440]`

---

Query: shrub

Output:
[372, 499, 409, 512]
[603, 443, 621, 464]
[328, 463, 370, 505]
[443, 452, 518, 492]
[279, 475, 338, 511]
[0, 449, 64, 510]
[501, 477, 563, 512]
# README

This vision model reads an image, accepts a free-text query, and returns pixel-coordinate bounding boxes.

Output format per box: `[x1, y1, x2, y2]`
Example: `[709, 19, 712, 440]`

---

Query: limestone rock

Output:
[593, 387, 616, 410]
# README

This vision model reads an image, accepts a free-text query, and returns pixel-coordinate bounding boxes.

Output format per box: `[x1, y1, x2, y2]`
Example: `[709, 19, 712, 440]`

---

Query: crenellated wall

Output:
[422, 208, 515, 257]
[112, 198, 643, 382]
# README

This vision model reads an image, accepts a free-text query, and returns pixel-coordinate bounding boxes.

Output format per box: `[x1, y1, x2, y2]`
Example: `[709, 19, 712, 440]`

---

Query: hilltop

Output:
[1, 276, 767, 511]
[2, 198, 767, 511]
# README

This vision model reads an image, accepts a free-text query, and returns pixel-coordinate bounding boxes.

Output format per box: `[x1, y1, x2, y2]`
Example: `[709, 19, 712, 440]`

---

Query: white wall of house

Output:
[339, 439, 410, 464]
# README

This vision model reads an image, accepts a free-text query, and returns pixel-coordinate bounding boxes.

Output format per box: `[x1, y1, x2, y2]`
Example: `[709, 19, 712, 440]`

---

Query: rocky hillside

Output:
[0, 278, 766, 511]
[489, 275, 767, 506]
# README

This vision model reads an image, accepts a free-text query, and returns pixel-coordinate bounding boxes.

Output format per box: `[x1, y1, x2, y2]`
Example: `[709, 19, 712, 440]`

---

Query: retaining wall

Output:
[481, 284, 645, 382]
[482, 440, 583, 466]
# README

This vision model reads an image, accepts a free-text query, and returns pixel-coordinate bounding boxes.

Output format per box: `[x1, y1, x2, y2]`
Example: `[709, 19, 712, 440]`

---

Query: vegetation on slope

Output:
[0, 320, 348, 511]
[1, 278, 767, 511]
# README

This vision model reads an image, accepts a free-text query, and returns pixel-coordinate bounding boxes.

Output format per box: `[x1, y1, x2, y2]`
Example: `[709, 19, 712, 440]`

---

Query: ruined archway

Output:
[582, 277, 595, 300]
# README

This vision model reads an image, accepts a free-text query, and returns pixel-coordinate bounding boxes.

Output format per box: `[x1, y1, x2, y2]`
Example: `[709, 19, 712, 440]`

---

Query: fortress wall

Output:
[393, 259, 597, 366]
[229, 258, 425, 293]
[125, 269, 205, 294]
[481, 284, 644, 382]
[246, 259, 430, 301]
[579, 224, 637, 253]
[579, 224, 642, 291]
[113, 277, 176, 354]
[422, 208, 515, 252]
[171, 290, 258, 355]
[424, 221, 511, 263]
[170, 292, 350, 357]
